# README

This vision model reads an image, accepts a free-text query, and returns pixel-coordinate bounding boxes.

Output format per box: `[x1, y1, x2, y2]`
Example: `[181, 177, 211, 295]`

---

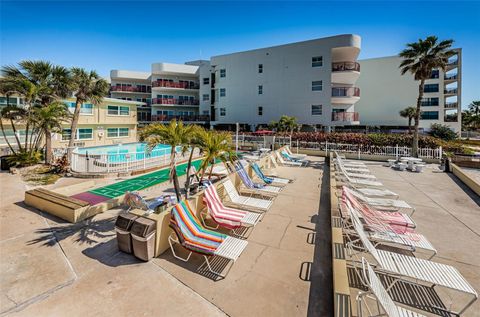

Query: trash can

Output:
[0, 155, 13, 171]
[115, 213, 138, 254]
[130, 217, 156, 261]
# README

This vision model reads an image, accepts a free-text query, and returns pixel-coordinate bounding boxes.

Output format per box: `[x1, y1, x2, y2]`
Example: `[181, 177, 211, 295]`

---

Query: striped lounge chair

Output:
[235, 162, 281, 197]
[201, 183, 262, 234]
[169, 200, 248, 277]
[251, 162, 291, 186]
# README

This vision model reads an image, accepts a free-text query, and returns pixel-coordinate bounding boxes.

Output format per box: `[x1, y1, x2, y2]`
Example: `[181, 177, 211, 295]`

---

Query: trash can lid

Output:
[130, 217, 156, 238]
[115, 213, 139, 231]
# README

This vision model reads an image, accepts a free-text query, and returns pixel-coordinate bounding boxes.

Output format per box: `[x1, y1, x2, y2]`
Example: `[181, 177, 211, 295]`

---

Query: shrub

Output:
[428, 123, 458, 141]
[6, 150, 43, 167]
[51, 154, 70, 174]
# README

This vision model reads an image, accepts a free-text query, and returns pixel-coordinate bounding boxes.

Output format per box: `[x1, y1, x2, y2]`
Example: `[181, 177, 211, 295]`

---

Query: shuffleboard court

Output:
[78, 159, 205, 201]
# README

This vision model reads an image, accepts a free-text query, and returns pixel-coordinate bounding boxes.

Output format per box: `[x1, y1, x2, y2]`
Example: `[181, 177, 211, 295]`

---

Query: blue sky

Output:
[1, 1, 479, 108]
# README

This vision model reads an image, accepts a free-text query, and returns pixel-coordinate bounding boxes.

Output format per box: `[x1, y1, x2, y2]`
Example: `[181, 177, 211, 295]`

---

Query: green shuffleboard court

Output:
[88, 159, 205, 199]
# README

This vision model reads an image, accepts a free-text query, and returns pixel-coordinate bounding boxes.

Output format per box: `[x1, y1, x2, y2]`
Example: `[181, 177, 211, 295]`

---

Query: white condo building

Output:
[108, 34, 461, 132]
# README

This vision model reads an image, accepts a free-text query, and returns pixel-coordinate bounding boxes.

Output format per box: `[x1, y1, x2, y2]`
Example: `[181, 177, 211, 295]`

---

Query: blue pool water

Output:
[75, 143, 172, 163]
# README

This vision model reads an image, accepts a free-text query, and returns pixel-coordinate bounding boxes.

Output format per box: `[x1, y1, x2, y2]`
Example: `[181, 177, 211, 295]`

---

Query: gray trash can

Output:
[115, 213, 138, 254]
[130, 217, 156, 261]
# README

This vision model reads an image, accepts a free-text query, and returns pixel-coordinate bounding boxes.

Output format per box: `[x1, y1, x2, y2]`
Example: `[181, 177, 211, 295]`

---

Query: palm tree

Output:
[196, 130, 237, 181]
[399, 106, 417, 133]
[399, 36, 455, 156]
[468, 101, 480, 117]
[32, 102, 72, 163]
[277, 115, 298, 136]
[67, 68, 109, 160]
[183, 125, 204, 198]
[140, 120, 196, 201]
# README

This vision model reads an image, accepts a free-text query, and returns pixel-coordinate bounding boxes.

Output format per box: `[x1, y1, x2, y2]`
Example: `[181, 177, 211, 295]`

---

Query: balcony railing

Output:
[151, 114, 210, 122]
[444, 74, 458, 80]
[444, 88, 458, 94]
[332, 87, 360, 97]
[421, 101, 439, 107]
[151, 98, 200, 106]
[444, 115, 458, 122]
[110, 86, 151, 93]
[445, 102, 458, 108]
[332, 61, 360, 72]
[152, 80, 200, 89]
[331, 112, 359, 122]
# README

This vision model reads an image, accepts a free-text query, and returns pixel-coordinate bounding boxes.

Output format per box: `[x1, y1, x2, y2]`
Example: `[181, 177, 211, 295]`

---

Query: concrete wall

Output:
[452, 164, 480, 196]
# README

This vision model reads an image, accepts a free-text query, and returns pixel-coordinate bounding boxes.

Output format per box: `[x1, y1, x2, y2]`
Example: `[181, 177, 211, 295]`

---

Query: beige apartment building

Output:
[0, 96, 142, 150]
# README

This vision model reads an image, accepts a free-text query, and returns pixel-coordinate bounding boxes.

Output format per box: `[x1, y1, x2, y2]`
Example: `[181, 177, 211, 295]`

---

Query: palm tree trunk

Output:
[412, 80, 425, 157]
[184, 148, 195, 199]
[9, 118, 23, 151]
[45, 130, 52, 164]
[208, 161, 214, 180]
[0, 118, 17, 155]
[67, 99, 82, 162]
[408, 118, 412, 133]
[168, 146, 182, 202]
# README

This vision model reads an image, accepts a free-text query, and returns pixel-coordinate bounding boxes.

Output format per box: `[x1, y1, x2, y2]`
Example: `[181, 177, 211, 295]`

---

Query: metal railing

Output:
[295, 141, 442, 160]
[152, 80, 199, 89]
[151, 98, 200, 105]
[444, 88, 458, 94]
[332, 87, 360, 97]
[332, 61, 360, 72]
[332, 112, 359, 122]
[70, 147, 201, 174]
[151, 114, 210, 122]
[110, 86, 151, 93]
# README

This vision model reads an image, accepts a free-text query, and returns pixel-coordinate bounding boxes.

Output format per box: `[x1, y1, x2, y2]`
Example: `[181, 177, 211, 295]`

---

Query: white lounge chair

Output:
[339, 170, 384, 188]
[347, 213, 478, 316]
[275, 151, 304, 167]
[284, 146, 307, 159]
[222, 179, 272, 212]
[337, 164, 377, 180]
[355, 187, 399, 199]
[357, 259, 427, 317]
[344, 187, 415, 215]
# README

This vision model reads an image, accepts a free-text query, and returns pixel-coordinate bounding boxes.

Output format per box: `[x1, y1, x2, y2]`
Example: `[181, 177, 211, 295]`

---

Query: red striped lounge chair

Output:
[169, 200, 248, 277]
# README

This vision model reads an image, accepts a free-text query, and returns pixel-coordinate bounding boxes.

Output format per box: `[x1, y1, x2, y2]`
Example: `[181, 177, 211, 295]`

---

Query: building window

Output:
[258, 64, 263, 73]
[202, 94, 210, 101]
[420, 111, 439, 120]
[77, 128, 93, 140]
[61, 129, 72, 141]
[258, 85, 263, 95]
[107, 105, 130, 116]
[312, 56, 323, 67]
[220, 108, 226, 116]
[220, 88, 226, 97]
[430, 70, 440, 79]
[312, 81, 323, 91]
[421, 97, 439, 107]
[66, 102, 93, 114]
[0, 97, 18, 105]
[220, 69, 226, 78]
[258, 106, 263, 116]
[107, 127, 129, 138]
[311, 105, 322, 115]
[203, 77, 209, 85]
[424, 84, 439, 93]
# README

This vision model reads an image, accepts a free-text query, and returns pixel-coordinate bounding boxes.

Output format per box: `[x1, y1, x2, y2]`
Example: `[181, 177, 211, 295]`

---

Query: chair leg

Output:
[202, 255, 233, 278]
[200, 210, 219, 230]
[168, 233, 192, 262]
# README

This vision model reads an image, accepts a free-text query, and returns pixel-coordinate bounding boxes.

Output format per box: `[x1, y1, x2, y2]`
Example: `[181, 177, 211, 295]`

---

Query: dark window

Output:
[220, 88, 226, 97]
[312, 81, 323, 91]
[258, 106, 263, 116]
[421, 98, 439, 107]
[258, 64, 263, 73]
[220, 108, 226, 116]
[203, 77, 209, 85]
[220, 69, 226, 78]
[430, 70, 440, 79]
[420, 111, 439, 120]
[312, 56, 323, 67]
[424, 84, 439, 93]
[311, 105, 322, 115]
[258, 85, 263, 95]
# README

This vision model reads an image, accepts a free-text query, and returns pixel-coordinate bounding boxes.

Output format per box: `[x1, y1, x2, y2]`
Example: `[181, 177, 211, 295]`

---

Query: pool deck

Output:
[1, 157, 479, 316]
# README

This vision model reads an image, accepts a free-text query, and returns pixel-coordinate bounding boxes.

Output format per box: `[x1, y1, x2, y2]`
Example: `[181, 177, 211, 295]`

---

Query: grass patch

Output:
[21, 165, 62, 185]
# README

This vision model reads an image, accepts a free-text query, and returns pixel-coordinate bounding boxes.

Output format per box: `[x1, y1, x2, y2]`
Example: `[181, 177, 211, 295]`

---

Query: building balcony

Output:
[151, 114, 210, 122]
[110, 85, 151, 93]
[331, 112, 360, 125]
[444, 88, 458, 95]
[152, 80, 199, 90]
[331, 62, 360, 85]
[331, 87, 360, 104]
[444, 115, 458, 122]
[444, 74, 458, 81]
[445, 102, 458, 109]
[151, 98, 199, 106]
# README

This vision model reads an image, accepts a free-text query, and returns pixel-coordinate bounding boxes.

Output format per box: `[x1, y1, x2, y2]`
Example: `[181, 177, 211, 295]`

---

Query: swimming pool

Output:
[74, 142, 172, 163]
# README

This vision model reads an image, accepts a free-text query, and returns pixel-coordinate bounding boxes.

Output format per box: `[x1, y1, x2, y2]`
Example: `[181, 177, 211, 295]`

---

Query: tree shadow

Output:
[81, 239, 142, 267]
[27, 216, 116, 247]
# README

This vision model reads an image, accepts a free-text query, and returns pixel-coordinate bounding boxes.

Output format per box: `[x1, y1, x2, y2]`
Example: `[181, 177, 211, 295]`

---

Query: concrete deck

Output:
[0, 157, 327, 317]
[348, 162, 480, 317]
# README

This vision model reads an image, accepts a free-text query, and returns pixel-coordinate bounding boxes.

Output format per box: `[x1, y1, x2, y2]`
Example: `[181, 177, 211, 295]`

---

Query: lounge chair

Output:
[284, 146, 307, 159]
[275, 151, 304, 167]
[337, 164, 377, 180]
[280, 150, 309, 165]
[235, 162, 281, 196]
[201, 183, 262, 232]
[334, 151, 367, 167]
[354, 187, 399, 199]
[251, 162, 291, 186]
[335, 157, 371, 173]
[342, 187, 416, 233]
[222, 179, 272, 212]
[336, 164, 384, 187]
[123, 191, 172, 213]
[342, 199, 436, 259]
[347, 213, 477, 315]
[357, 259, 427, 317]
[343, 186, 414, 214]
[168, 200, 248, 278]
